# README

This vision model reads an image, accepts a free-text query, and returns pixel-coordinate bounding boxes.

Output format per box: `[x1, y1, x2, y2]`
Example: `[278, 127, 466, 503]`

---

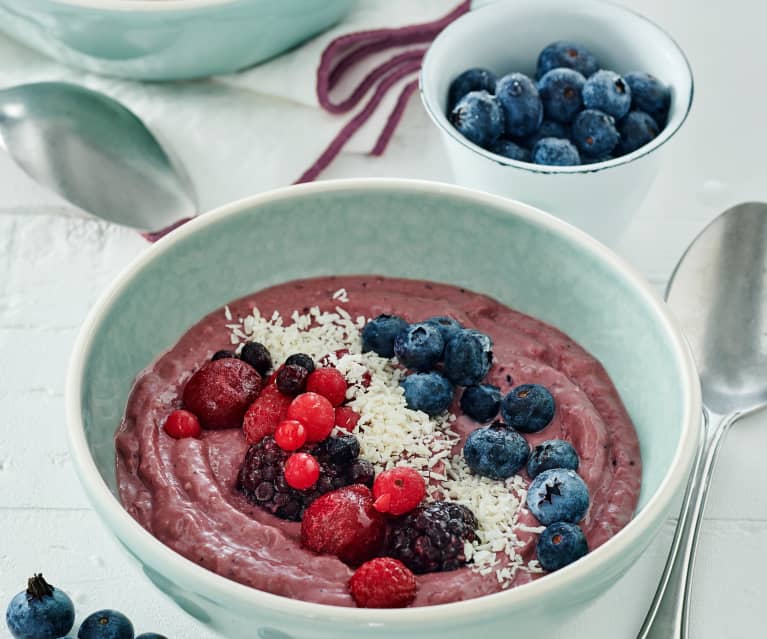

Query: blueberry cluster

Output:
[447, 41, 670, 166]
[362, 314, 494, 416]
[5, 574, 164, 639]
[237, 434, 374, 521]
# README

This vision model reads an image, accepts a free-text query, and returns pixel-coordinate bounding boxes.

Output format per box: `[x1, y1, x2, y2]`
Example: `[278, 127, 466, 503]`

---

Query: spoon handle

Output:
[637, 409, 739, 638]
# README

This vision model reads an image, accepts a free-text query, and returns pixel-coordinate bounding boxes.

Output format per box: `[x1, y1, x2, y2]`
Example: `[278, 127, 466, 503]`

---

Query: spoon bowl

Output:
[0, 82, 197, 232]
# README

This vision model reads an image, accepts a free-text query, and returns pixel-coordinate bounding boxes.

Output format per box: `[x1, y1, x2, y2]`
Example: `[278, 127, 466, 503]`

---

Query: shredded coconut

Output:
[228, 303, 541, 588]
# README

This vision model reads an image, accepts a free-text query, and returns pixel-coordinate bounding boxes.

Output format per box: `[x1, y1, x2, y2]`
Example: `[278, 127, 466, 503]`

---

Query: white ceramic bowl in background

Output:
[420, 0, 694, 247]
[66, 179, 701, 639]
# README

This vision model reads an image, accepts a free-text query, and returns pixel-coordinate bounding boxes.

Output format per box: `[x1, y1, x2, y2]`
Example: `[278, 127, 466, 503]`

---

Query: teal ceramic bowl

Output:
[0, 0, 354, 80]
[66, 179, 701, 638]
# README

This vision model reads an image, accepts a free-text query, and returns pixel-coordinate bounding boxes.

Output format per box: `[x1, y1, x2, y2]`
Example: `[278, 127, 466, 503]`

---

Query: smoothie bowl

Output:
[66, 179, 701, 638]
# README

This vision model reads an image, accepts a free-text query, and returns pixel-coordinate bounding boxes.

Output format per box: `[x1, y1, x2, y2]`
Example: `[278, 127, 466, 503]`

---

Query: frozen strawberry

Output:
[182, 358, 262, 430]
[306, 367, 348, 406]
[301, 485, 386, 565]
[335, 406, 361, 432]
[286, 392, 335, 442]
[373, 467, 426, 516]
[242, 385, 292, 444]
[349, 557, 417, 608]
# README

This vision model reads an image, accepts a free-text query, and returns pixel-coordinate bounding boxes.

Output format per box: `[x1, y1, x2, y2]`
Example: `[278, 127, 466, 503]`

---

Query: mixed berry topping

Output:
[284, 452, 320, 490]
[242, 383, 292, 444]
[240, 341, 273, 376]
[387, 501, 479, 574]
[305, 367, 348, 406]
[301, 484, 386, 565]
[284, 352, 315, 374]
[463, 422, 530, 480]
[526, 468, 590, 526]
[536, 521, 588, 572]
[334, 405, 360, 431]
[273, 419, 307, 451]
[527, 439, 580, 478]
[372, 467, 426, 516]
[211, 349, 237, 361]
[286, 392, 335, 443]
[162, 409, 201, 440]
[501, 383, 556, 433]
[447, 40, 670, 166]
[275, 363, 309, 396]
[349, 558, 417, 608]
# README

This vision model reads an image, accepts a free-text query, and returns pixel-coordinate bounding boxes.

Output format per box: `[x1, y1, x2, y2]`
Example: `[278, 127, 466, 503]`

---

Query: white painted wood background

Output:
[1, 1, 765, 636]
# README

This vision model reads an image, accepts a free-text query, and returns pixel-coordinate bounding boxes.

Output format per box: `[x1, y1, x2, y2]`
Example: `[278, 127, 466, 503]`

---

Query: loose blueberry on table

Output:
[446, 40, 670, 166]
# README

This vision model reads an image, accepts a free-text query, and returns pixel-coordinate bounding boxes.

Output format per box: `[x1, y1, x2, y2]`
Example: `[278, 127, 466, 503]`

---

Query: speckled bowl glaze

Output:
[66, 179, 701, 639]
[0, 0, 354, 80]
[420, 0, 694, 247]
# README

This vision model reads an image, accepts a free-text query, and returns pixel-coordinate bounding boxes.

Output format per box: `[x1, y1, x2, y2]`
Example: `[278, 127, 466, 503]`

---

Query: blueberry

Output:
[582, 70, 632, 120]
[448, 67, 497, 110]
[240, 341, 272, 376]
[211, 349, 237, 361]
[536, 41, 599, 80]
[523, 119, 571, 148]
[394, 322, 445, 371]
[284, 352, 315, 373]
[536, 521, 588, 571]
[464, 422, 530, 480]
[460, 384, 501, 422]
[443, 329, 493, 386]
[77, 610, 134, 639]
[532, 138, 581, 166]
[136, 635, 168, 639]
[624, 71, 670, 126]
[501, 384, 555, 432]
[361, 314, 409, 358]
[401, 372, 454, 416]
[449, 90, 505, 148]
[526, 468, 589, 525]
[496, 73, 543, 138]
[275, 363, 309, 396]
[617, 109, 660, 155]
[537, 68, 585, 123]
[424, 316, 463, 343]
[488, 138, 531, 162]
[572, 109, 619, 157]
[527, 439, 579, 478]
[6, 574, 75, 639]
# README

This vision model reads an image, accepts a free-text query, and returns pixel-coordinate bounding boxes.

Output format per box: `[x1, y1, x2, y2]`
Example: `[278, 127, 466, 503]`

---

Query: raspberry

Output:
[286, 392, 335, 442]
[349, 558, 417, 608]
[163, 409, 202, 439]
[305, 367, 348, 406]
[373, 467, 426, 515]
[182, 358, 262, 430]
[284, 453, 320, 490]
[301, 485, 386, 565]
[276, 364, 309, 396]
[242, 385, 292, 444]
[238, 434, 372, 521]
[274, 419, 307, 451]
[387, 501, 479, 574]
[335, 406, 360, 432]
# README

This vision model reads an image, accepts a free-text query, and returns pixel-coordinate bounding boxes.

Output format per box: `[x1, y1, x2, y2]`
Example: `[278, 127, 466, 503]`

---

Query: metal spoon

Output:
[638, 202, 767, 638]
[0, 82, 197, 232]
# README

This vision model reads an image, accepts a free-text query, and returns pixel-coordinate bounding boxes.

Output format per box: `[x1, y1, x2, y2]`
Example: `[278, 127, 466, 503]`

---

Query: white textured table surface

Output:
[1, 1, 766, 637]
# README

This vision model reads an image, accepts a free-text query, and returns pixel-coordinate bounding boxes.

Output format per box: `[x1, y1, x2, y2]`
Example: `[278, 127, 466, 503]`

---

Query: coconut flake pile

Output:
[226, 290, 543, 587]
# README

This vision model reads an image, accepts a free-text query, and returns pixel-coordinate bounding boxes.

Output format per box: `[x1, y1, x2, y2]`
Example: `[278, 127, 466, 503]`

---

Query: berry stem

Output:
[26, 573, 54, 599]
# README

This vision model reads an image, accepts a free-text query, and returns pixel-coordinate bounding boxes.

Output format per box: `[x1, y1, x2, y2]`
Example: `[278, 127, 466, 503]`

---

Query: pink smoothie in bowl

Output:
[115, 274, 641, 608]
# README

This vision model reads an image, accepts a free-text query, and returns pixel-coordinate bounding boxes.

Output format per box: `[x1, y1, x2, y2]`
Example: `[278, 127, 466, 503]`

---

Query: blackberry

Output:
[240, 341, 272, 375]
[237, 434, 372, 521]
[387, 501, 479, 574]
[211, 349, 237, 361]
[276, 364, 309, 396]
[285, 353, 315, 373]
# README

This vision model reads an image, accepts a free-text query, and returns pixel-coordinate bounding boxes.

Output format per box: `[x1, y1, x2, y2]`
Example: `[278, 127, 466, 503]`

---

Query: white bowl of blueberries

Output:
[420, 0, 693, 247]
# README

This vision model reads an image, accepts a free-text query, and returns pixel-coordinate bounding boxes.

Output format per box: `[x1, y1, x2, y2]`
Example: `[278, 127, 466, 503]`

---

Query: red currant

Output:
[274, 419, 307, 451]
[372, 466, 426, 515]
[335, 406, 361, 432]
[305, 367, 348, 406]
[286, 392, 335, 442]
[284, 452, 320, 490]
[163, 409, 202, 439]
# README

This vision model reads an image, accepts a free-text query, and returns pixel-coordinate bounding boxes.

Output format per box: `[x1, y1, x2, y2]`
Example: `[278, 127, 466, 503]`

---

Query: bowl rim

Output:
[419, 0, 695, 175]
[49, 0, 241, 12]
[65, 178, 701, 627]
